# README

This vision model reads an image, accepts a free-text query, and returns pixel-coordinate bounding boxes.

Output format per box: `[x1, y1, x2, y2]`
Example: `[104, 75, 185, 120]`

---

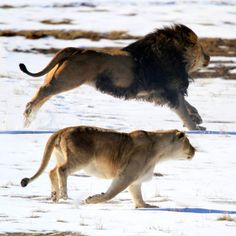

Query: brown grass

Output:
[40, 19, 73, 25]
[0, 29, 138, 41]
[0, 232, 82, 236]
[217, 214, 235, 221]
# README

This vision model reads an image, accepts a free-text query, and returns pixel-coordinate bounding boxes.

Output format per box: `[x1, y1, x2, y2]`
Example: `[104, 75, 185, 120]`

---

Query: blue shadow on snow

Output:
[137, 207, 236, 214]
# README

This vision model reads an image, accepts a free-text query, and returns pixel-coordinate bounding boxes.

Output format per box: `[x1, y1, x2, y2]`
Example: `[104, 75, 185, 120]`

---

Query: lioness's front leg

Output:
[85, 175, 135, 204]
[173, 94, 206, 130]
[128, 184, 158, 208]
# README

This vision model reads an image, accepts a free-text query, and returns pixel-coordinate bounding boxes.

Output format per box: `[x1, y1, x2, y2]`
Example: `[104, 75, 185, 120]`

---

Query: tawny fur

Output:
[21, 126, 195, 208]
[19, 24, 210, 130]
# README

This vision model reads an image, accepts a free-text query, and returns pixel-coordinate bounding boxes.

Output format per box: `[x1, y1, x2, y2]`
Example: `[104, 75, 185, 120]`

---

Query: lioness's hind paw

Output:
[51, 191, 59, 202]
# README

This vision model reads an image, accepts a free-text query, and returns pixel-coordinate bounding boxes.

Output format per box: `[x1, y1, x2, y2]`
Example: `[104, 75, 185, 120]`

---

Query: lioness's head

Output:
[172, 24, 210, 73]
[154, 130, 195, 161]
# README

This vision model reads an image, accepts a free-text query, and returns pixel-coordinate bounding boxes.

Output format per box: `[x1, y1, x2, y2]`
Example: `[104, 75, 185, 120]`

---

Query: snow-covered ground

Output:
[1, 0, 236, 235]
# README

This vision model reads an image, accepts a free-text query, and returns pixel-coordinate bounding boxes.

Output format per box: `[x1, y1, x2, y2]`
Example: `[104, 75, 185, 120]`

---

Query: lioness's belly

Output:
[83, 161, 116, 179]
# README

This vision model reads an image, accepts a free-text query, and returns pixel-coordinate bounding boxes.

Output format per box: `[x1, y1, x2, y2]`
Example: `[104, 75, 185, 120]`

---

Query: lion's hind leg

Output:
[24, 85, 54, 127]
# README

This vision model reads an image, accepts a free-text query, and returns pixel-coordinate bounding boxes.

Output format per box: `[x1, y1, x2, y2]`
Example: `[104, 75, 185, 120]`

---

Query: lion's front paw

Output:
[190, 113, 203, 125]
[186, 105, 203, 124]
[196, 125, 206, 130]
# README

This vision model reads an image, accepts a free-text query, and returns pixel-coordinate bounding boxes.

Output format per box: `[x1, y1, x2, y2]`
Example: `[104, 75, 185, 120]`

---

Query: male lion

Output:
[21, 126, 195, 208]
[19, 24, 210, 129]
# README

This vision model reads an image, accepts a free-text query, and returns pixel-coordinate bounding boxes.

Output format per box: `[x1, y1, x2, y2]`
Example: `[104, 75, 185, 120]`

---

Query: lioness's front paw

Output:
[85, 193, 105, 204]
[136, 203, 159, 208]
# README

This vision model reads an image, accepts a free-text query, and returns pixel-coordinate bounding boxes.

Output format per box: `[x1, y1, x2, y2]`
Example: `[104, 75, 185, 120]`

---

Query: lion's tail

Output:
[19, 47, 80, 77]
[21, 131, 59, 187]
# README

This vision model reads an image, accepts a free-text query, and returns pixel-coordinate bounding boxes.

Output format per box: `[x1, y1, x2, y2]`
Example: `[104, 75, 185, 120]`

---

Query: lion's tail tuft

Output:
[19, 63, 27, 73]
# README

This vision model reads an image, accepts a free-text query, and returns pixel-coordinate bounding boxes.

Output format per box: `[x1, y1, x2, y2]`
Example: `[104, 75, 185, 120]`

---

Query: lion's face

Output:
[184, 42, 210, 73]
[179, 27, 210, 73]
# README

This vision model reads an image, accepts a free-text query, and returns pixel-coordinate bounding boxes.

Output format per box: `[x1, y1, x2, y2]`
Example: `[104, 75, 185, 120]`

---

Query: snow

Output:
[1, 0, 236, 235]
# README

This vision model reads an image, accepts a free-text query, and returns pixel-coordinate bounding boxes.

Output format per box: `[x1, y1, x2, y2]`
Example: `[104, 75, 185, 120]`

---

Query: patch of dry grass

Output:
[0, 232, 83, 236]
[217, 214, 235, 221]
[40, 19, 73, 25]
[0, 29, 138, 41]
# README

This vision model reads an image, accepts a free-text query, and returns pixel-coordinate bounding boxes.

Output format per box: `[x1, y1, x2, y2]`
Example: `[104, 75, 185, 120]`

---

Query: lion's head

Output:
[123, 24, 210, 106]
[171, 24, 210, 73]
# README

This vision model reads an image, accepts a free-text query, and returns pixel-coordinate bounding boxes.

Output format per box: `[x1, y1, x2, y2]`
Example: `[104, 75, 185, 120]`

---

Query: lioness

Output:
[19, 24, 210, 130]
[21, 126, 195, 208]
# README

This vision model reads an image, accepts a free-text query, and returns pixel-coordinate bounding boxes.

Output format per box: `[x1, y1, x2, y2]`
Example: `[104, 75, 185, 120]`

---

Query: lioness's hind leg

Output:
[57, 164, 70, 201]
[57, 161, 82, 201]
[49, 167, 60, 202]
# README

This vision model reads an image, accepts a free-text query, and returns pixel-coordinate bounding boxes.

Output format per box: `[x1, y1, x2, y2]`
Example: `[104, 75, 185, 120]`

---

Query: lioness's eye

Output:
[177, 132, 185, 139]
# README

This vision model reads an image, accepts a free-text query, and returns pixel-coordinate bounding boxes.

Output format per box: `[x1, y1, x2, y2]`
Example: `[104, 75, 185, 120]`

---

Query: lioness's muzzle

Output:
[203, 54, 210, 67]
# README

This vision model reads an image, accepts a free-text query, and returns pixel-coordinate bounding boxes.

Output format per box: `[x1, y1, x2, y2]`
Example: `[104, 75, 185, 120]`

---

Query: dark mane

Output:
[122, 24, 191, 107]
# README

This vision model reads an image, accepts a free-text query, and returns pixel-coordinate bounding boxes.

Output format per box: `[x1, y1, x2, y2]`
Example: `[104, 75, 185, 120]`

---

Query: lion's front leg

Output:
[184, 99, 203, 125]
[172, 94, 206, 130]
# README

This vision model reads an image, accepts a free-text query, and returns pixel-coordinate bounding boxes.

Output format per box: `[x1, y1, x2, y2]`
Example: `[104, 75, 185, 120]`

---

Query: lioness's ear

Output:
[176, 131, 185, 139]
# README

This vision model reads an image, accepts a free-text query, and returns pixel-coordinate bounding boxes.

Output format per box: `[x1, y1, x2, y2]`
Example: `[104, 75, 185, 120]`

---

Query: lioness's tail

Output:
[19, 47, 80, 77]
[21, 131, 59, 187]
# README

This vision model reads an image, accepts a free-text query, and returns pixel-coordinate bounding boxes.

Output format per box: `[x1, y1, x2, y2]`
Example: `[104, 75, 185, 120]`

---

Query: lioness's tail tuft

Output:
[19, 63, 27, 73]
[21, 177, 30, 187]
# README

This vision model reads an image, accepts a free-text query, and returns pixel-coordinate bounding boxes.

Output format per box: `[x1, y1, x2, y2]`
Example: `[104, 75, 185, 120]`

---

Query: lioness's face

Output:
[163, 130, 195, 160]
[173, 131, 195, 160]
[184, 37, 210, 73]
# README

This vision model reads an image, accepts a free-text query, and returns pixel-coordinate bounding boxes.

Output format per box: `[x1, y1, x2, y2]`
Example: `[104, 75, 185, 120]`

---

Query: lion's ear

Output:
[176, 131, 185, 139]
[176, 24, 198, 45]
[188, 32, 198, 44]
